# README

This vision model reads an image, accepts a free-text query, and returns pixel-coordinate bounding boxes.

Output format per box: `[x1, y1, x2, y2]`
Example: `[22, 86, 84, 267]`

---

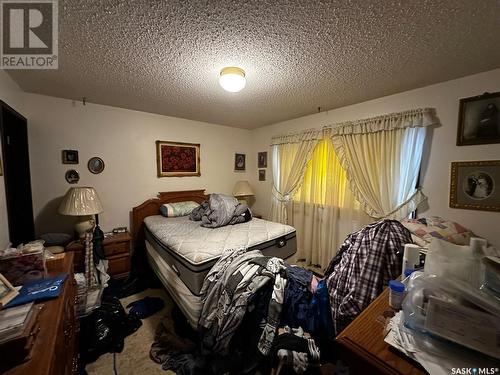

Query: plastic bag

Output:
[424, 238, 482, 288]
[402, 272, 500, 360]
[79, 296, 142, 364]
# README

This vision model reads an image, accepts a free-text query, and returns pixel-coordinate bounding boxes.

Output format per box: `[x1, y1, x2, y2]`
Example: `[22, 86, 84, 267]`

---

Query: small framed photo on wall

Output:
[62, 150, 79, 164]
[450, 160, 500, 212]
[456, 92, 500, 146]
[235, 153, 246, 171]
[258, 152, 267, 168]
[259, 169, 266, 181]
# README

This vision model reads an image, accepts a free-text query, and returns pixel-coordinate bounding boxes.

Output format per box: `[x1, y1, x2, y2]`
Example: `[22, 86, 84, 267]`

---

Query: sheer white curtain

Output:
[330, 108, 437, 219]
[289, 138, 371, 267]
[270, 108, 438, 268]
[269, 130, 321, 224]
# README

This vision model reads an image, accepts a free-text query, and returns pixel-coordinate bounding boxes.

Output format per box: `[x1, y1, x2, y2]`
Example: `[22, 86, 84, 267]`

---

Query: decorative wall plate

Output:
[88, 157, 105, 174]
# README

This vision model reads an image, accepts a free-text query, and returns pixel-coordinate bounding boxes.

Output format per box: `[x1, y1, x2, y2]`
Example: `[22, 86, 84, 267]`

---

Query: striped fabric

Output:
[324, 220, 412, 335]
[159, 201, 200, 217]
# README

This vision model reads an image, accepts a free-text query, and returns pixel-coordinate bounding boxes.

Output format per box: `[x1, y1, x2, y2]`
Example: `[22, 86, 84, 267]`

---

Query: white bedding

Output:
[144, 215, 296, 266]
[146, 240, 202, 327]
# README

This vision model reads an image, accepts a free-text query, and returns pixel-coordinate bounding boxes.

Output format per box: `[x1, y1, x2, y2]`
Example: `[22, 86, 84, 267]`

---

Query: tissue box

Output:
[0, 251, 46, 286]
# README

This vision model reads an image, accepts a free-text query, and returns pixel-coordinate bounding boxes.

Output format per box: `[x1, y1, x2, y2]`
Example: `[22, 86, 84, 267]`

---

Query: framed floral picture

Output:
[450, 160, 500, 212]
[156, 141, 200, 177]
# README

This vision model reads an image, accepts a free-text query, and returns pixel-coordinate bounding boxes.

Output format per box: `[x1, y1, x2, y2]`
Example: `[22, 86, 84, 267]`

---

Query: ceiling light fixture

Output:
[219, 67, 246, 92]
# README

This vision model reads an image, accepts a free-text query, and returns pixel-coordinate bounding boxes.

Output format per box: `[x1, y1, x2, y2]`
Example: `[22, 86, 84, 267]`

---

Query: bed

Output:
[131, 190, 297, 326]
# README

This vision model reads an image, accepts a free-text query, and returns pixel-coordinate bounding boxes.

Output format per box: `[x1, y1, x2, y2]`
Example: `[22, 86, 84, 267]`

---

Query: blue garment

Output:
[312, 279, 333, 338]
[281, 266, 314, 332]
[126, 296, 164, 319]
[281, 267, 333, 338]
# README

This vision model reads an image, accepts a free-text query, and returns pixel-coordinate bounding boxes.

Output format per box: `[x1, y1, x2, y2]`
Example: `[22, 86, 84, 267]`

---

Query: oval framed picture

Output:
[65, 169, 80, 184]
[88, 157, 105, 174]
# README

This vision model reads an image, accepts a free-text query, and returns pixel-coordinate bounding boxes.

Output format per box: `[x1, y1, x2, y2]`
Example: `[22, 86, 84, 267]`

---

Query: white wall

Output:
[0, 70, 26, 248]
[24, 94, 251, 235]
[250, 68, 500, 248]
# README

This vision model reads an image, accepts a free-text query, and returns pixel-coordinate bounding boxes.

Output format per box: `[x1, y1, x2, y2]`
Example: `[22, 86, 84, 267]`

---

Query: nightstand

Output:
[335, 287, 426, 374]
[65, 232, 132, 279]
[103, 232, 132, 279]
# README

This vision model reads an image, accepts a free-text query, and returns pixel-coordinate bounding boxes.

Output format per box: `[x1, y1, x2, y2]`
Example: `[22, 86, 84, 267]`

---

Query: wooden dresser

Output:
[336, 287, 427, 375]
[5, 252, 78, 375]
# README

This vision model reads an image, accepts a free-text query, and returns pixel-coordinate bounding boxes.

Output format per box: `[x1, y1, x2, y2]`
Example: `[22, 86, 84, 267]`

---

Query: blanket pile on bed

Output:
[189, 193, 252, 228]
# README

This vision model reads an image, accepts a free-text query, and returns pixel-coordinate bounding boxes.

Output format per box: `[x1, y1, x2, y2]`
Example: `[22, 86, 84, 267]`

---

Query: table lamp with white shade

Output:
[58, 187, 104, 237]
[233, 180, 254, 205]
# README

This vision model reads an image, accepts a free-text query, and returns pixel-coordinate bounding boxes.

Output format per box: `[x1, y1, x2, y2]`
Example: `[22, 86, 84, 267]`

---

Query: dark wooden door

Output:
[0, 100, 35, 246]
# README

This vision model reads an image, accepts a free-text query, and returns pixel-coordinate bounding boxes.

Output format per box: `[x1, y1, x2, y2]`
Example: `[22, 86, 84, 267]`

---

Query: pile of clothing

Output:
[190, 193, 252, 228]
[149, 219, 412, 374]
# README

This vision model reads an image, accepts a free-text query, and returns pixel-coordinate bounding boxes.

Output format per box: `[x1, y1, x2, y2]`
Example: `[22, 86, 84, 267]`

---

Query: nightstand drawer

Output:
[104, 241, 129, 257]
[107, 254, 130, 278]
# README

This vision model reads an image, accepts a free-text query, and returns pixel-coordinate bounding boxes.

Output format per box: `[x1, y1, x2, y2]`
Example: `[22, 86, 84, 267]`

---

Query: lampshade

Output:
[219, 66, 246, 93]
[233, 180, 254, 197]
[58, 187, 104, 216]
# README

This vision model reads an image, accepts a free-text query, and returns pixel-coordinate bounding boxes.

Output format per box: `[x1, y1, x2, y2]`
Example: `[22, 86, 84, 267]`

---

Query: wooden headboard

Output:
[130, 189, 208, 249]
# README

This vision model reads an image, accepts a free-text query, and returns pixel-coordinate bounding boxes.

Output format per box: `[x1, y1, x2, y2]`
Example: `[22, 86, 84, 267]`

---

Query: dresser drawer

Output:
[107, 254, 130, 278]
[104, 241, 129, 257]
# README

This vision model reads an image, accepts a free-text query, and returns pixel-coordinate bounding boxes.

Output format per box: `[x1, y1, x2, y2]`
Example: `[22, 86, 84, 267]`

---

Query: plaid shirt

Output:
[324, 220, 412, 335]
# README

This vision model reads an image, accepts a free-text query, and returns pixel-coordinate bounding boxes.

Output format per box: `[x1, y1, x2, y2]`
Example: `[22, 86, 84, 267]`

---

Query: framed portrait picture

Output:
[156, 141, 200, 177]
[456, 92, 500, 146]
[259, 169, 266, 181]
[62, 150, 79, 164]
[88, 157, 105, 174]
[450, 160, 500, 212]
[258, 152, 267, 168]
[235, 153, 246, 171]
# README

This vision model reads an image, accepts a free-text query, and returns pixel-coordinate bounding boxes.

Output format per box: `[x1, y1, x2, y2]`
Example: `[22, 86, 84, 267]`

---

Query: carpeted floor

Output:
[85, 288, 175, 375]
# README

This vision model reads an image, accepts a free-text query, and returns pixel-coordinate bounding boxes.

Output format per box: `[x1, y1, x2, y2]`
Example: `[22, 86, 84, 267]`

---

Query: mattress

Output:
[146, 241, 202, 328]
[144, 215, 297, 295]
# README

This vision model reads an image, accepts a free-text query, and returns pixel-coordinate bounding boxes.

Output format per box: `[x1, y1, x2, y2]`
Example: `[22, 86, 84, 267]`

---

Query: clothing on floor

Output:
[276, 350, 308, 374]
[198, 248, 287, 355]
[280, 266, 313, 332]
[126, 296, 164, 319]
[251, 256, 288, 355]
[270, 326, 321, 375]
[150, 306, 200, 374]
[324, 219, 412, 335]
[151, 303, 272, 375]
[280, 266, 333, 340]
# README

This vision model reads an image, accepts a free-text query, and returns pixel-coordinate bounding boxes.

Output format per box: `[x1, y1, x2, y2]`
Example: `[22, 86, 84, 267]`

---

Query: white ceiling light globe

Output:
[219, 67, 246, 93]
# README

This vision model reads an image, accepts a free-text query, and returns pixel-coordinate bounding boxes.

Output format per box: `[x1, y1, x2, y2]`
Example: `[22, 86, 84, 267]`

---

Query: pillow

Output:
[401, 216, 476, 246]
[159, 201, 200, 217]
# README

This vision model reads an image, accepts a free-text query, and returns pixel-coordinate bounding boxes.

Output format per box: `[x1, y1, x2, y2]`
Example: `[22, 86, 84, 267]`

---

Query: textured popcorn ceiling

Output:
[7, 0, 500, 129]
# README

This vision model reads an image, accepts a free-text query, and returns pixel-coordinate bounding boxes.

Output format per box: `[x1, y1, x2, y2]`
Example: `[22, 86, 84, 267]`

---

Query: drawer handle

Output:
[276, 239, 286, 248]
